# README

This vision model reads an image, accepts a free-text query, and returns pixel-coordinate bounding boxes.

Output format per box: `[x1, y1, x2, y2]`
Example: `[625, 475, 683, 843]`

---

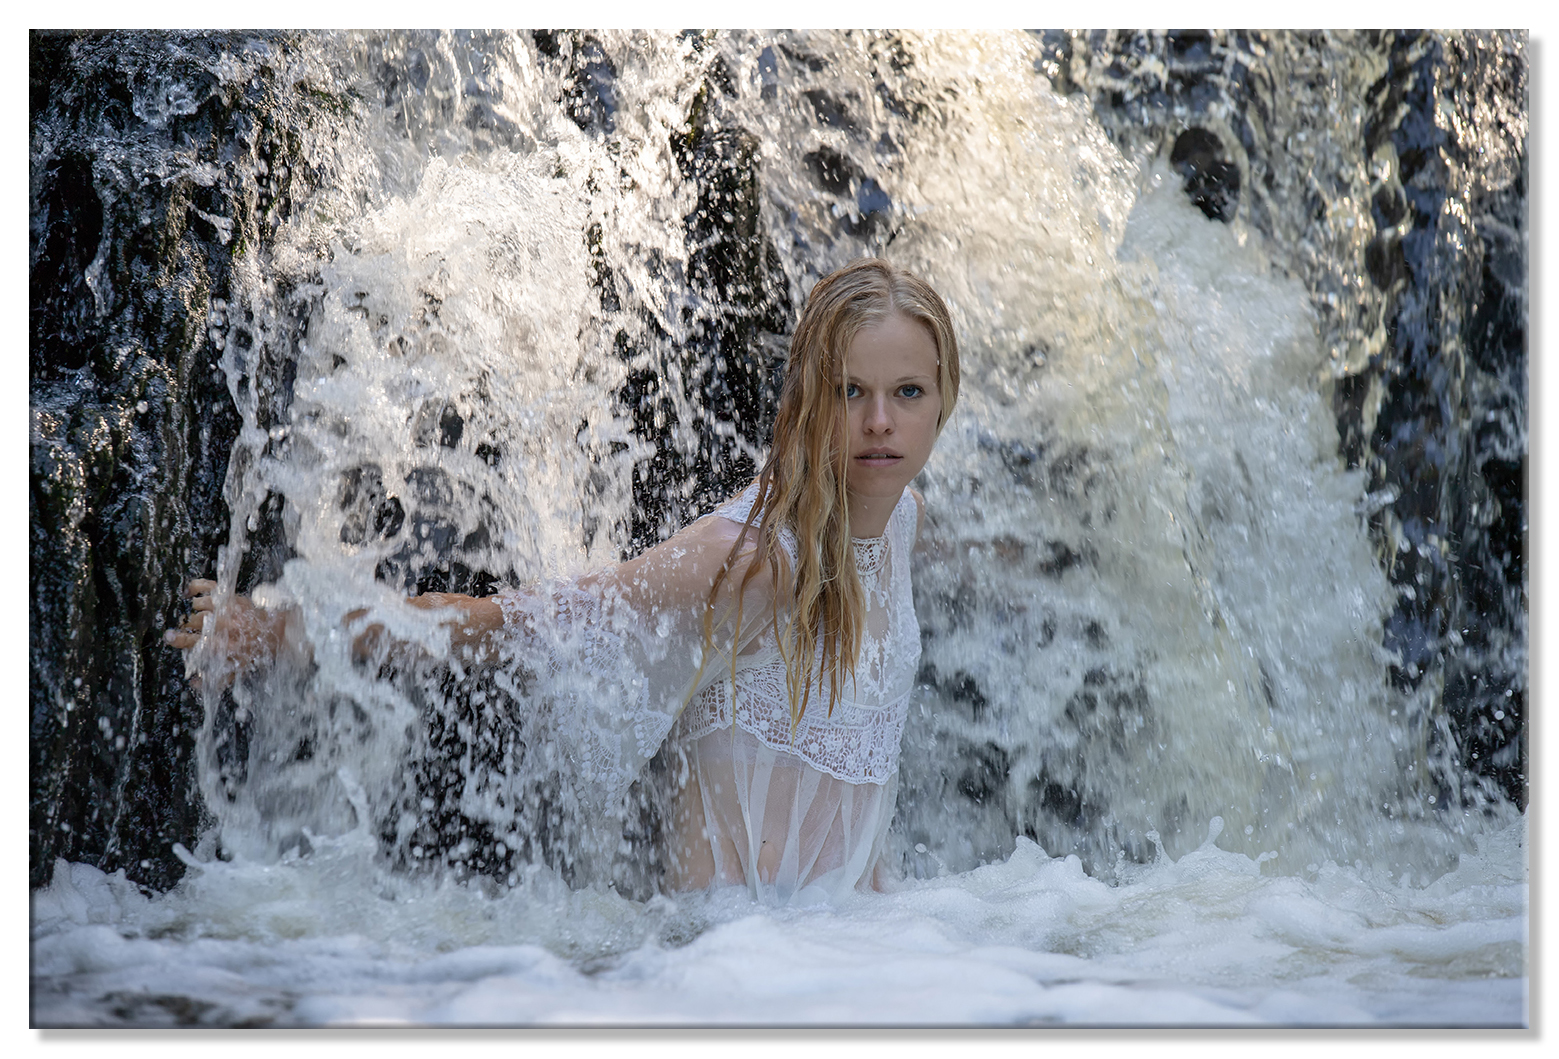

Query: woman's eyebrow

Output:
[843, 376, 935, 388]
[842, 368, 937, 384]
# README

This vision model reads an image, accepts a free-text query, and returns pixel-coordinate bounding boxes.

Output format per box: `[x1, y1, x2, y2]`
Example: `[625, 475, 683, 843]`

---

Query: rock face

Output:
[30, 30, 1526, 893]
[31, 31, 302, 889]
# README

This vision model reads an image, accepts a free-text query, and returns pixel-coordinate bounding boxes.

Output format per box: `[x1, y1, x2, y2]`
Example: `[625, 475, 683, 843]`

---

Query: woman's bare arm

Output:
[165, 580, 508, 688]
[165, 498, 785, 688]
[401, 592, 505, 649]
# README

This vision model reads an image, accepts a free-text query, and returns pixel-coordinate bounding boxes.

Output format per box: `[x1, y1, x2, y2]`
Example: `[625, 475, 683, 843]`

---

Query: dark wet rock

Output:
[29, 30, 323, 890]
[1170, 127, 1241, 222]
[955, 740, 1011, 806]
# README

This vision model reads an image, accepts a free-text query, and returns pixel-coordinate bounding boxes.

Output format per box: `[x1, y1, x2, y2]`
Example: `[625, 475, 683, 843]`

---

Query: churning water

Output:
[30, 29, 1527, 1026]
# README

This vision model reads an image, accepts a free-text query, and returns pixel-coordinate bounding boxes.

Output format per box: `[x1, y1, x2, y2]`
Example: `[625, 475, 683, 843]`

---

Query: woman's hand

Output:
[164, 578, 286, 688]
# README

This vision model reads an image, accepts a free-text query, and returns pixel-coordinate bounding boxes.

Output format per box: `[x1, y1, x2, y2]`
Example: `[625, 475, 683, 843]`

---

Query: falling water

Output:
[30, 29, 1526, 1025]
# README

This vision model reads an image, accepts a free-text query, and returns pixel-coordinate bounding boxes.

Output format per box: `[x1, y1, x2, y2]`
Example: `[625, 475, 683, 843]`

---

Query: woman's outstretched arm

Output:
[165, 496, 785, 689]
[164, 579, 507, 688]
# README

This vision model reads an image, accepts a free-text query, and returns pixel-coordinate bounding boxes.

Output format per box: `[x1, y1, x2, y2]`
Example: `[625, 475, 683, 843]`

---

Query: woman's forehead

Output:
[843, 316, 939, 373]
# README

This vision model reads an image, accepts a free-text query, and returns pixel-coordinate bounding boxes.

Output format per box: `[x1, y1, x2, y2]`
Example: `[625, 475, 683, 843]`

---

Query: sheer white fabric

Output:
[495, 483, 921, 905]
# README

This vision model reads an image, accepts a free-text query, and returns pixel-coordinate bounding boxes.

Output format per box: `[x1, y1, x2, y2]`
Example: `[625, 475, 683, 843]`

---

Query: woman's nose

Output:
[864, 396, 892, 432]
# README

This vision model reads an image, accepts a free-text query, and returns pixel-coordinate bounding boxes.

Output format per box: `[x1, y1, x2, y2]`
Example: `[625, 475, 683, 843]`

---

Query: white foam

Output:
[30, 811, 1526, 1026]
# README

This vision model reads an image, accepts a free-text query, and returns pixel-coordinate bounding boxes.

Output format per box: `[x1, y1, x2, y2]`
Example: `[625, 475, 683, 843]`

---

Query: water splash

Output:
[174, 28, 1524, 888]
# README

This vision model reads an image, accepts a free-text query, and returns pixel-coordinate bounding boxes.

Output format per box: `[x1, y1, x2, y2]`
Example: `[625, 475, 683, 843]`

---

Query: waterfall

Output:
[32, 29, 1525, 902]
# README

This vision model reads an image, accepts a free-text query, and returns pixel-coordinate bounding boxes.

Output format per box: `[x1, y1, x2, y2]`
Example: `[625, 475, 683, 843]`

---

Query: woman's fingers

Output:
[163, 607, 208, 649]
[167, 579, 217, 649]
[165, 576, 268, 694]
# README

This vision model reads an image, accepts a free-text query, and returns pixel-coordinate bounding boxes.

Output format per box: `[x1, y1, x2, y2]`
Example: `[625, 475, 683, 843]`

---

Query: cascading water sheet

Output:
[29, 28, 1526, 1027]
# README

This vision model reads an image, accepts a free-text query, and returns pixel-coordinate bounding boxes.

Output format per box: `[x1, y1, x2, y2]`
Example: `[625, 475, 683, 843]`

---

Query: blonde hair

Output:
[703, 258, 960, 729]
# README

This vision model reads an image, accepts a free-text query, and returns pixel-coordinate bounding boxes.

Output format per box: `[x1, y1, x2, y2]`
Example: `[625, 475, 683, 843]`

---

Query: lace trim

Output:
[852, 535, 887, 574]
[493, 585, 528, 630]
[678, 670, 911, 785]
[490, 582, 680, 806]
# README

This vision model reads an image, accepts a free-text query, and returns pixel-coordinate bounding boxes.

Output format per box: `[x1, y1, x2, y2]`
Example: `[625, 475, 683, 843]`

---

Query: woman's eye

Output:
[899, 385, 923, 398]
[845, 383, 861, 399]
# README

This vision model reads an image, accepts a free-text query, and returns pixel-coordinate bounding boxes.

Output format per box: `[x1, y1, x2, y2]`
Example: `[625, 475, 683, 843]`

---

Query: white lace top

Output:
[670, 484, 920, 783]
[495, 483, 922, 905]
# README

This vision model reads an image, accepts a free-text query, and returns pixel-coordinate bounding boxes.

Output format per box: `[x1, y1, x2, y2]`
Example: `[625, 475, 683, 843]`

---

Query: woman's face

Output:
[841, 311, 941, 529]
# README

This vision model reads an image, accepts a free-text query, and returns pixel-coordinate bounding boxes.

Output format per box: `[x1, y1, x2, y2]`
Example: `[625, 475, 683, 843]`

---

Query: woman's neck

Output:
[847, 491, 897, 539]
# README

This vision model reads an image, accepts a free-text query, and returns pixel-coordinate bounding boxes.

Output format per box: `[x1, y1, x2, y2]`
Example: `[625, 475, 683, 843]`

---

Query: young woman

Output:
[167, 258, 960, 904]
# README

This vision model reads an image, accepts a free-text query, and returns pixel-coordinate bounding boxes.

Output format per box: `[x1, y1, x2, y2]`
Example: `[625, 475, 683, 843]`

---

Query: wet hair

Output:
[703, 258, 960, 728]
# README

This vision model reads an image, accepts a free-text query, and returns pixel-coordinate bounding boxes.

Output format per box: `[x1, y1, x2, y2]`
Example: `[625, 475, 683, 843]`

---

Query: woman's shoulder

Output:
[709, 480, 763, 528]
[596, 496, 786, 617]
[706, 481, 797, 554]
